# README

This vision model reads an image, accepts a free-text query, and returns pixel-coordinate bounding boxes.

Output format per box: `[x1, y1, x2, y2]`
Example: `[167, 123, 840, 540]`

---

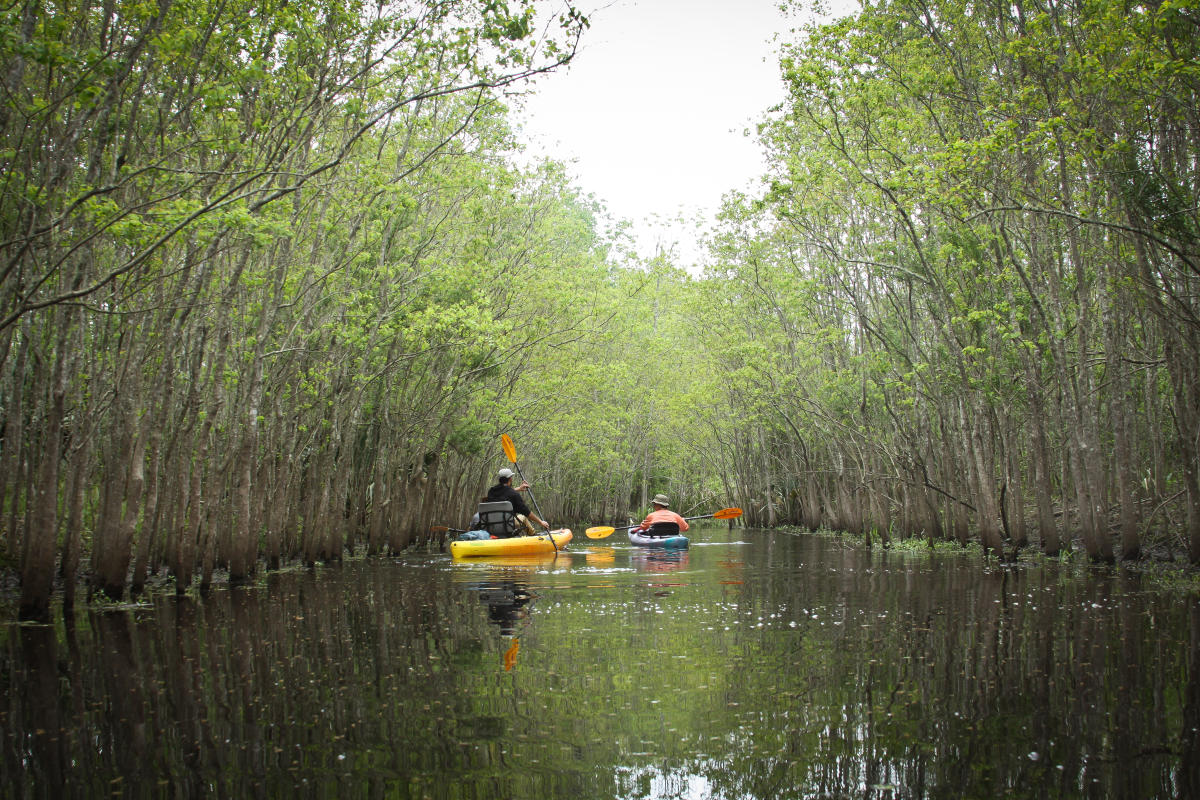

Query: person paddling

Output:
[630, 494, 690, 538]
[487, 468, 551, 536]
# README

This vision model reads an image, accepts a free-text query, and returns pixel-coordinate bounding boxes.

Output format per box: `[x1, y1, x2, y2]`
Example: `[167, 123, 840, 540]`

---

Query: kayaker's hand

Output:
[518, 481, 530, 491]
[541, 519, 551, 530]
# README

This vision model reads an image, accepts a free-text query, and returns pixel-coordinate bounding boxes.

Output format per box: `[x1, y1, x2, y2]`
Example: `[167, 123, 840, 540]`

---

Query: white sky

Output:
[515, 0, 854, 268]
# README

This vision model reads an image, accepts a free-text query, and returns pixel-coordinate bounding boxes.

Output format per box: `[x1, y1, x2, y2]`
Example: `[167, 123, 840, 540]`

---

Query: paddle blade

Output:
[430, 525, 449, 533]
[500, 434, 517, 463]
[713, 507, 743, 520]
[503, 638, 520, 671]
[585, 526, 616, 539]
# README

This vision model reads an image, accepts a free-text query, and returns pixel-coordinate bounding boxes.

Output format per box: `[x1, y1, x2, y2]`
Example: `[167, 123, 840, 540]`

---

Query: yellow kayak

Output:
[450, 529, 573, 559]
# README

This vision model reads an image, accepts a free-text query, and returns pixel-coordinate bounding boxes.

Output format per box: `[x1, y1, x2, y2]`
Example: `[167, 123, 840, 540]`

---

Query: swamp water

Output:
[2, 528, 1197, 799]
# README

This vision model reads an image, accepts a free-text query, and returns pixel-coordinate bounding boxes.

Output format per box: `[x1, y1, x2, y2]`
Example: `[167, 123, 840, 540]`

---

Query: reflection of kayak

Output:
[629, 530, 689, 549]
[633, 549, 689, 572]
[454, 553, 562, 569]
[585, 549, 616, 567]
[450, 529, 572, 558]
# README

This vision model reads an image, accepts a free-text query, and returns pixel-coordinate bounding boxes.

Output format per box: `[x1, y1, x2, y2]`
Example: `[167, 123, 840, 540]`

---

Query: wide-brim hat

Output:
[651, 493, 670, 507]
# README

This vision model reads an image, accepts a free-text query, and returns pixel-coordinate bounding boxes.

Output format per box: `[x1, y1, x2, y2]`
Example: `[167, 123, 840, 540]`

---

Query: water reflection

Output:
[474, 581, 534, 637]
[632, 549, 689, 574]
[585, 548, 616, 567]
[0, 533, 1195, 799]
[464, 579, 534, 672]
[1183, 600, 1200, 795]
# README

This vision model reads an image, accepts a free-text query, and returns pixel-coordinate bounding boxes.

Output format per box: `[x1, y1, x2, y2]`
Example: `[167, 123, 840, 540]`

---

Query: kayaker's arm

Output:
[514, 481, 549, 529]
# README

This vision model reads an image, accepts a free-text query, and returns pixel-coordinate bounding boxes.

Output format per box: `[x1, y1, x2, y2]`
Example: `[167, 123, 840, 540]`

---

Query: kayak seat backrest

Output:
[477, 501, 517, 537]
[646, 521, 680, 538]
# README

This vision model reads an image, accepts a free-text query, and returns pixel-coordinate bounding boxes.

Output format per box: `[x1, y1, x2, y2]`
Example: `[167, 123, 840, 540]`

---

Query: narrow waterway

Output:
[3, 527, 1197, 799]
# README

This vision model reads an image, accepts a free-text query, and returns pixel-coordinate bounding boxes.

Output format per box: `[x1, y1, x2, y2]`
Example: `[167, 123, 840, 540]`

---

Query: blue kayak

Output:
[629, 530, 689, 549]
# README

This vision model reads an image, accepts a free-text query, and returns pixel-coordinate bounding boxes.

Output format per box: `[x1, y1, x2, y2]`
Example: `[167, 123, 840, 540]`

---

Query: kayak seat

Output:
[646, 521, 680, 538]
[477, 501, 518, 538]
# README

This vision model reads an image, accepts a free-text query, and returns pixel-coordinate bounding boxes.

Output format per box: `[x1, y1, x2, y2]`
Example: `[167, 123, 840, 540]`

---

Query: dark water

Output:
[2, 528, 1198, 799]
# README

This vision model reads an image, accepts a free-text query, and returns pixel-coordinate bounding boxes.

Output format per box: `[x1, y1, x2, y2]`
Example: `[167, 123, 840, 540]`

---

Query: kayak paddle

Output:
[585, 506, 743, 539]
[500, 434, 557, 553]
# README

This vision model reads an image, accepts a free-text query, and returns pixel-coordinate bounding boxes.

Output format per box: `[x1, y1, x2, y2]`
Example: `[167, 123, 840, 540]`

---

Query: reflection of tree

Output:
[1, 538, 1194, 797]
[2, 561, 582, 796]
[93, 611, 149, 787]
[16, 627, 66, 797]
[682, 538, 1191, 799]
[1181, 600, 1200, 796]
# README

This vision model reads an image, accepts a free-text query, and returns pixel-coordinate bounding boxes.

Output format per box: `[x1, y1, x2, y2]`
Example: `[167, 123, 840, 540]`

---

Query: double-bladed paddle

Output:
[584, 506, 743, 539]
[500, 434, 558, 553]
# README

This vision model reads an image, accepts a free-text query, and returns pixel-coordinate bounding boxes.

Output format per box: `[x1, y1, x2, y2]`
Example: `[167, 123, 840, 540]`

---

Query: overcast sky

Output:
[514, 0, 853, 267]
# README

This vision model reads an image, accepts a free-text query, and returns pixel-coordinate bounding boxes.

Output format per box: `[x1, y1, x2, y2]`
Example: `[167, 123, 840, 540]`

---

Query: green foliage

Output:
[698, 0, 1200, 549]
[4, 0, 1198, 609]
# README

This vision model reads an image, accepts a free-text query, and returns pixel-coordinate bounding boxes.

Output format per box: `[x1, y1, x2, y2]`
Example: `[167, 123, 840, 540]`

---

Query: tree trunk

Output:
[1107, 307, 1140, 561]
[367, 448, 388, 556]
[93, 395, 145, 602]
[60, 433, 92, 611]
[129, 416, 164, 597]
[1165, 330, 1200, 565]
[1004, 436, 1029, 552]
[2, 328, 29, 562]
[1026, 376, 1061, 555]
[19, 343, 65, 621]
[966, 401, 1004, 557]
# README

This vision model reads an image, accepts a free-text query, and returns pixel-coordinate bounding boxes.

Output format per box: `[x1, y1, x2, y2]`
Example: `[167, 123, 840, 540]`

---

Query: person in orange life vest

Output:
[630, 494, 689, 537]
